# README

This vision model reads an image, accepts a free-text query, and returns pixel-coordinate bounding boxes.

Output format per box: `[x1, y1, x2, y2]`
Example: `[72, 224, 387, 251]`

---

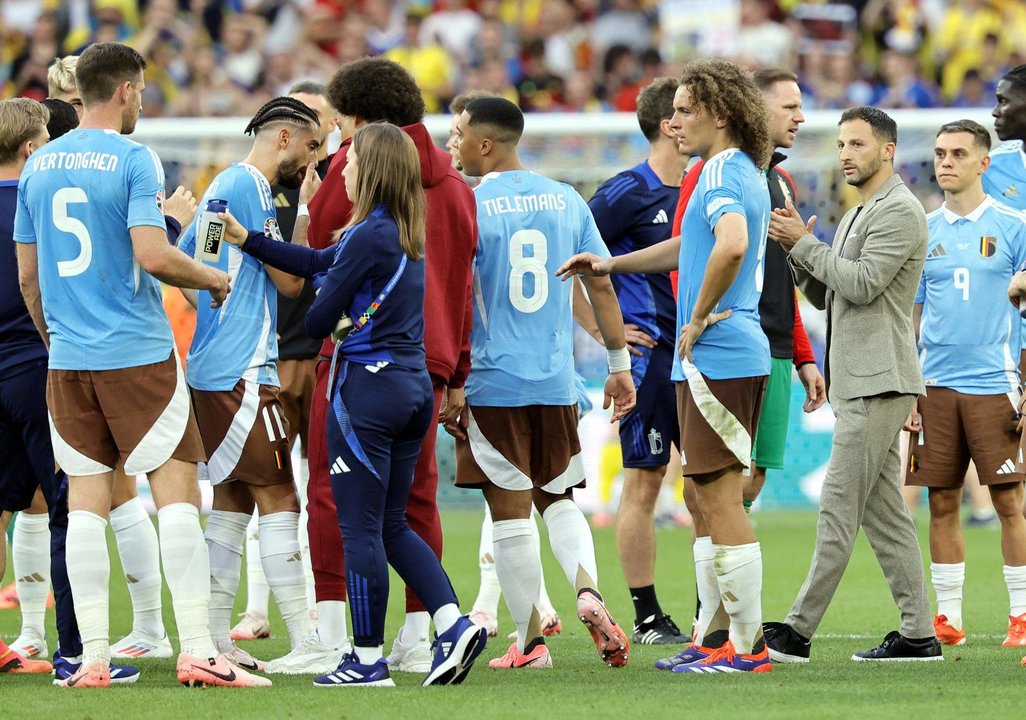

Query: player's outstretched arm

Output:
[132, 225, 231, 308]
[220, 209, 334, 279]
[581, 274, 636, 421]
[15, 243, 48, 350]
[556, 235, 682, 281]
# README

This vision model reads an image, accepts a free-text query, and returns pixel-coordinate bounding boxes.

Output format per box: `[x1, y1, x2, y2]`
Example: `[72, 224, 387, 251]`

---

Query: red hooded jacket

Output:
[307, 123, 478, 387]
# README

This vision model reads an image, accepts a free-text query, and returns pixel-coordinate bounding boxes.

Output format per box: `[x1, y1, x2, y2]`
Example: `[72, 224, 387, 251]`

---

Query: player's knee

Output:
[927, 488, 962, 518]
[990, 484, 1026, 520]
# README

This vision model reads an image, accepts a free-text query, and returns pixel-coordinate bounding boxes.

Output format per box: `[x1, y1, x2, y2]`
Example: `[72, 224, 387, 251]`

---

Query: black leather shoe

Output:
[851, 631, 943, 662]
[763, 621, 811, 663]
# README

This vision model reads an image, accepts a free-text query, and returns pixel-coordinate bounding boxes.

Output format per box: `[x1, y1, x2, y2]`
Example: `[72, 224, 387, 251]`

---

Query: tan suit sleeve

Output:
[788, 240, 827, 310]
[788, 199, 924, 306]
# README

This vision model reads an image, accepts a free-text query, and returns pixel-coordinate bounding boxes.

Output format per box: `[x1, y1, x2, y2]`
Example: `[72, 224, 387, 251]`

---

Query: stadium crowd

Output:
[5, 0, 1026, 697]
[4, 0, 1026, 117]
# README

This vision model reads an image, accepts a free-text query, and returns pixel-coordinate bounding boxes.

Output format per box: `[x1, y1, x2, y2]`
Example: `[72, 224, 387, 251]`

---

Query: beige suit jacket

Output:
[788, 174, 927, 401]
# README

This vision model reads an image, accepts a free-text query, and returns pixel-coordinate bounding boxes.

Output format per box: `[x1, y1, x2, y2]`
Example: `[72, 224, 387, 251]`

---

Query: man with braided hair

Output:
[175, 96, 321, 674]
[288, 57, 477, 675]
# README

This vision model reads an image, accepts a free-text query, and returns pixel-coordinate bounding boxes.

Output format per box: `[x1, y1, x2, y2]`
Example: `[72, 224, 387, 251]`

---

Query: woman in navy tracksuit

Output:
[220, 122, 486, 688]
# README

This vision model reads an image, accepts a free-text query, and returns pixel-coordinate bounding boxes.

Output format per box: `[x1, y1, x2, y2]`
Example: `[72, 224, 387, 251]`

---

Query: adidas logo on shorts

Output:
[330, 457, 351, 475]
[997, 459, 1016, 475]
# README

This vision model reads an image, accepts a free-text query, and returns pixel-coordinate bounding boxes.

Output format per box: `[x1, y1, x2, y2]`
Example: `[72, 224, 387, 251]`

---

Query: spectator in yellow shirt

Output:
[386, 13, 456, 114]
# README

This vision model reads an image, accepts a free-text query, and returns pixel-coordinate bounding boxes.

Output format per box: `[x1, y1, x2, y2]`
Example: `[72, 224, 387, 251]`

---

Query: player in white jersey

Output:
[906, 120, 1026, 649]
[177, 97, 321, 673]
[452, 97, 636, 669]
[14, 42, 266, 688]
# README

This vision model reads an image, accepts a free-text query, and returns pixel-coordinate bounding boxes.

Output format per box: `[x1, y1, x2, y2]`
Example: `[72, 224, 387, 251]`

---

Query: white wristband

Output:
[297, 204, 310, 218]
[607, 347, 631, 374]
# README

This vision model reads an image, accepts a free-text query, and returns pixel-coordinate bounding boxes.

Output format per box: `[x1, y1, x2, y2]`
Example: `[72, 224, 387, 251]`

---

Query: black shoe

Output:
[763, 621, 811, 663]
[632, 613, 689, 645]
[851, 631, 943, 662]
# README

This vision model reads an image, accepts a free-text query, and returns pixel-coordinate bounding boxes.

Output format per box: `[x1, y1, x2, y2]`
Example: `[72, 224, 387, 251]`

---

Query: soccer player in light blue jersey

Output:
[177, 97, 321, 673]
[925, 120, 1026, 649]
[14, 42, 267, 689]
[560, 60, 773, 673]
[987, 66, 1026, 391]
[453, 97, 636, 670]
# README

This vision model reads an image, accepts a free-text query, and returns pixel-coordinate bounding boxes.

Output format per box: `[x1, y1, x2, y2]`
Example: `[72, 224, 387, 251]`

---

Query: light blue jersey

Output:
[673, 148, 771, 382]
[917, 197, 1026, 395]
[13, 129, 172, 370]
[466, 170, 608, 407]
[179, 163, 282, 391]
[983, 142, 1026, 349]
[983, 142, 1026, 210]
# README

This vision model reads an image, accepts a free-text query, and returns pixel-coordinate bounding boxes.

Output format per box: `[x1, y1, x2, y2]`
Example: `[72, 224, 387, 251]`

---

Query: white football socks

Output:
[531, 511, 556, 613]
[432, 605, 461, 636]
[542, 499, 598, 593]
[12, 512, 50, 642]
[492, 518, 541, 652]
[258, 511, 310, 647]
[294, 454, 317, 613]
[109, 497, 165, 638]
[1004, 564, 1026, 617]
[693, 536, 721, 644]
[204, 509, 250, 651]
[66, 510, 111, 663]
[243, 514, 270, 617]
[355, 644, 383, 664]
[931, 561, 965, 630]
[472, 505, 502, 616]
[714, 542, 763, 654]
[158, 503, 217, 659]
[402, 611, 431, 643]
[316, 600, 348, 648]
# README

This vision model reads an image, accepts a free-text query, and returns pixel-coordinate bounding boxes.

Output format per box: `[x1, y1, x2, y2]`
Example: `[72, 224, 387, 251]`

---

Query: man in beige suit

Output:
[761, 106, 941, 662]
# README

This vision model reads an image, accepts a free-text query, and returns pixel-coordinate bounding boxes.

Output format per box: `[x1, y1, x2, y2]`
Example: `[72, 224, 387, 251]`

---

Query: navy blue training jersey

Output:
[242, 204, 426, 371]
[0, 180, 47, 376]
[588, 161, 679, 347]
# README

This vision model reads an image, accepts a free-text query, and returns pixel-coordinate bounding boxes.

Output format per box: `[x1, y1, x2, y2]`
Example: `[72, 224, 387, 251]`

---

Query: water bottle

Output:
[195, 198, 228, 263]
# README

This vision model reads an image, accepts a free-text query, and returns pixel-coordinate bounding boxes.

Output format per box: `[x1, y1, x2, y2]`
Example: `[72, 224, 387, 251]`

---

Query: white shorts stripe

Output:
[203, 380, 261, 485]
[124, 350, 192, 475]
[262, 406, 276, 442]
[271, 404, 287, 440]
[466, 408, 531, 491]
[540, 451, 585, 495]
[681, 358, 753, 469]
[48, 412, 114, 477]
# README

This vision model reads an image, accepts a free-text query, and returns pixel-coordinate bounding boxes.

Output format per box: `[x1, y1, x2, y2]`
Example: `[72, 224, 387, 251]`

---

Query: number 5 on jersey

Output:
[53, 187, 92, 277]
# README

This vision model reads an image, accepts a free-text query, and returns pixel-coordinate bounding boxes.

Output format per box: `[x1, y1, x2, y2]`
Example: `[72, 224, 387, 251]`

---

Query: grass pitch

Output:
[2, 509, 1023, 719]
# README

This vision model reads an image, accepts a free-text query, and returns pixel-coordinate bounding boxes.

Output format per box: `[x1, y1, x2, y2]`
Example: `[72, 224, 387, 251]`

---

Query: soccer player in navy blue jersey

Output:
[560, 60, 774, 673]
[0, 98, 63, 678]
[586, 77, 690, 646]
[219, 122, 487, 688]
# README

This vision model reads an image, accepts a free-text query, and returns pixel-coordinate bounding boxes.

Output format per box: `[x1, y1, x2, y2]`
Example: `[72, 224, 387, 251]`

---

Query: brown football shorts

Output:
[190, 379, 293, 486]
[47, 351, 204, 477]
[907, 386, 1023, 487]
[676, 374, 767, 477]
[455, 404, 584, 494]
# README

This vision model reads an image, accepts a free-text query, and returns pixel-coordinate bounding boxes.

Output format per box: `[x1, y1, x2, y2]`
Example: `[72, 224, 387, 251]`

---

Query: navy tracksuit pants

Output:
[326, 360, 458, 647]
